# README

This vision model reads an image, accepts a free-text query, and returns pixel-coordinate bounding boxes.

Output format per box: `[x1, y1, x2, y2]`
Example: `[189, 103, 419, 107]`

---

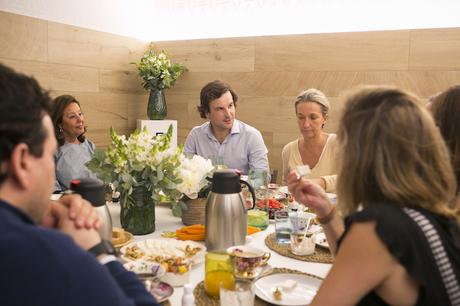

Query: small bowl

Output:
[123, 261, 165, 278]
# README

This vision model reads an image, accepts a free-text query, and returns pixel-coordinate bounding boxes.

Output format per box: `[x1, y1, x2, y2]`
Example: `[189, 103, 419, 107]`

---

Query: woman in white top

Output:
[281, 88, 338, 192]
[51, 95, 97, 191]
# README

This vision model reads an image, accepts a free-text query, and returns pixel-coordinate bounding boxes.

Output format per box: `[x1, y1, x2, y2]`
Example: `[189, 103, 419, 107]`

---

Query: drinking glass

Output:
[210, 155, 227, 170]
[204, 252, 235, 298]
[220, 280, 255, 306]
[275, 210, 292, 244]
[247, 170, 269, 230]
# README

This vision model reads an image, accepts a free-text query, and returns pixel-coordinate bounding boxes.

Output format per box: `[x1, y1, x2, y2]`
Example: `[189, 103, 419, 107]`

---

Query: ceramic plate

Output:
[254, 273, 321, 306]
[120, 238, 206, 265]
[149, 280, 174, 303]
[314, 232, 329, 249]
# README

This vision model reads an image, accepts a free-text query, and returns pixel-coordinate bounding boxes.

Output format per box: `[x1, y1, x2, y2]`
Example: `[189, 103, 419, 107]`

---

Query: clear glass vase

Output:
[120, 186, 155, 235]
[147, 88, 167, 120]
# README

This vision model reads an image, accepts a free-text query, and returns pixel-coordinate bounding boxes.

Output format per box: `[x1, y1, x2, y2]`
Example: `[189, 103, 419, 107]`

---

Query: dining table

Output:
[109, 201, 332, 306]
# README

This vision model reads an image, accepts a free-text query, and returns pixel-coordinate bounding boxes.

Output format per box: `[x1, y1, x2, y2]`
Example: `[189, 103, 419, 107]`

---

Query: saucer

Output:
[234, 264, 272, 280]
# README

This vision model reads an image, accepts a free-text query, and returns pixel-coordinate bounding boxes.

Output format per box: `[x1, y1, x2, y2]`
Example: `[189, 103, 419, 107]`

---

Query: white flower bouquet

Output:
[174, 155, 215, 216]
[87, 125, 183, 206]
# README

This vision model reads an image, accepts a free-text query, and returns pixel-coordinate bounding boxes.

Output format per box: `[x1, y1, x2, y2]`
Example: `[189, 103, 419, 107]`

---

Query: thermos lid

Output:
[211, 169, 241, 194]
[70, 178, 105, 207]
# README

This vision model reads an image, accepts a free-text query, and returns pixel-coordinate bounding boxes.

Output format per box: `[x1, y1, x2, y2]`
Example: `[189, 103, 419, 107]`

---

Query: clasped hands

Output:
[41, 194, 103, 250]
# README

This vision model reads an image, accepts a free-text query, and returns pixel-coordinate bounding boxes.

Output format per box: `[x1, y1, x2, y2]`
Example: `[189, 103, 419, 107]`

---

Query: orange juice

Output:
[204, 252, 235, 297]
[204, 270, 235, 297]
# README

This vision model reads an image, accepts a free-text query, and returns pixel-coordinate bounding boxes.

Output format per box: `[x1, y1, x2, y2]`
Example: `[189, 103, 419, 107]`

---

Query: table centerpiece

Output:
[87, 125, 183, 235]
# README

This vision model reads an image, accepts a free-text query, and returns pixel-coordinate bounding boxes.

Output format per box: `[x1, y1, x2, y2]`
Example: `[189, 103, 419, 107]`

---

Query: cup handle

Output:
[261, 252, 271, 265]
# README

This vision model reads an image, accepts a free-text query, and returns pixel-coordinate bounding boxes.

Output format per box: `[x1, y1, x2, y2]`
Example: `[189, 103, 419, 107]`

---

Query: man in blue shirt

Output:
[184, 80, 269, 174]
[0, 63, 159, 306]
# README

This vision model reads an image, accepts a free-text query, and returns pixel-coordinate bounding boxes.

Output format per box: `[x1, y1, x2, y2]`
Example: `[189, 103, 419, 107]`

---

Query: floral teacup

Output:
[227, 246, 270, 279]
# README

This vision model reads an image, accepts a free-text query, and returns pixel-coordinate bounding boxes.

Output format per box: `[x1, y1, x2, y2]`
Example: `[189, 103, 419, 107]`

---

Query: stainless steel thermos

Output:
[70, 178, 113, 241]
[205, 169, 256, 251]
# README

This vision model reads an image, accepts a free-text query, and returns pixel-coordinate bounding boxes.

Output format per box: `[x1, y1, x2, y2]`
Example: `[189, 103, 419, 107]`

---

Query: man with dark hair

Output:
[0, 64, 159, 306]
[184, 80, 269, 174]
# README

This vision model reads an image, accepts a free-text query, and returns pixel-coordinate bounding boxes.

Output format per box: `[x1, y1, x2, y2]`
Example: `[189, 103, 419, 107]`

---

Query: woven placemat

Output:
[193, 267, 323, 306]
[265, 233, 333, 264]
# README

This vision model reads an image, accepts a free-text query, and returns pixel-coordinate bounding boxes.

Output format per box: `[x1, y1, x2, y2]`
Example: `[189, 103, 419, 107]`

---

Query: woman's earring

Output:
[321, 123, 325, 129]
[59, 127, 63, 133]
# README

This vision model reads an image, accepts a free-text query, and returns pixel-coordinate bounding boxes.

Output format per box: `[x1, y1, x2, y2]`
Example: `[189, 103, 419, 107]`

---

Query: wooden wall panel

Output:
[0, 11, 47, 62]
[155, 37, 255, 72]
[410, 28, 460, 70]
[255, 30, 410, 72]
[47, 21, 146, 70]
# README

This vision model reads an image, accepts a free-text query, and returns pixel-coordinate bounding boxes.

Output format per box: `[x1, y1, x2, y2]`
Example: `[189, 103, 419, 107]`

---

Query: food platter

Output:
[120, 238, 206, 265]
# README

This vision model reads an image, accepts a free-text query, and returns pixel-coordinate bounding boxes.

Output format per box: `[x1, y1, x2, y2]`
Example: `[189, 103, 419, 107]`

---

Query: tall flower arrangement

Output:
[132, 44, 185, 91]
[87, 125, 183, 234]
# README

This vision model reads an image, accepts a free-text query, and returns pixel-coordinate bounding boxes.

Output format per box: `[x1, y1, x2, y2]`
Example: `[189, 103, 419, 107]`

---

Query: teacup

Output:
[227, 245, 270, 279]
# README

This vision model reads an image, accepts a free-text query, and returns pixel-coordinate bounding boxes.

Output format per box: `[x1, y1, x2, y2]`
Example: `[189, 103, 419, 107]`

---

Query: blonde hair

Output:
[336, 86, 458, 220]
[295, 88, 330, 117]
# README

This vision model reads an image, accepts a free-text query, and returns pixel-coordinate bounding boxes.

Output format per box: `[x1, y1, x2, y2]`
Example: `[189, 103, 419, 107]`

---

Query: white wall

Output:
[1, 0, 460, 41]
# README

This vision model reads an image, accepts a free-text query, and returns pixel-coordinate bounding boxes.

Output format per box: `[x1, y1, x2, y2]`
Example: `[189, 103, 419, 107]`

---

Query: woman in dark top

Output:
[430, 85, 460, 193]
[287, 86, 460, 306]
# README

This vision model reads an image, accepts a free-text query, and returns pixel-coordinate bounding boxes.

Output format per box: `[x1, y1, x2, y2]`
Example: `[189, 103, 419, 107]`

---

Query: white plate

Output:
[120, 238, 206, 265]
[314, 232, 329, 249]
[254, 273, 321, 306]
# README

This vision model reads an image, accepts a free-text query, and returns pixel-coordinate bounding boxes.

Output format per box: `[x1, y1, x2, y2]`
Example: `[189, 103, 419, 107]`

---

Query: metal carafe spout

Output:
[70, 178, 113, 241]
[205, 169, 256, 252]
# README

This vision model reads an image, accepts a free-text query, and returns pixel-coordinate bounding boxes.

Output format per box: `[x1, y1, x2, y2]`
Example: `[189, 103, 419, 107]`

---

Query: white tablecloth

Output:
[108, 203, 331, 306]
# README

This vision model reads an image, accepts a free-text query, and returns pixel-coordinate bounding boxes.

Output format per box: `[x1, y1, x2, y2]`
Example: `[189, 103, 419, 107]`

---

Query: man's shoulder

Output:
[235, 120, 262, 136]
[189, 122, 210, 134]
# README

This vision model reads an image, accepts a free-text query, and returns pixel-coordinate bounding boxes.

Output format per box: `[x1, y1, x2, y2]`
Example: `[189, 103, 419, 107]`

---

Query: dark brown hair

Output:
[431, 85, 460, 190]
[0, 64, 51, 183]
[197, 80, 238, 118]
[50, 95, 86, 146]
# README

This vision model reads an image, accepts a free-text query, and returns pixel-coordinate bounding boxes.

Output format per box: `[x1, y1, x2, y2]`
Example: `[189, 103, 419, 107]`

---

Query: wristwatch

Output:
[88, 240, 117, 257]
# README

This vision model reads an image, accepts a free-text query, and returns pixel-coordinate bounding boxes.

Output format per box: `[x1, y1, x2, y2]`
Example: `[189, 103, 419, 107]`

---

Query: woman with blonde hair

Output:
[288, 86, 460, 305]
[282, 88, 338, 191]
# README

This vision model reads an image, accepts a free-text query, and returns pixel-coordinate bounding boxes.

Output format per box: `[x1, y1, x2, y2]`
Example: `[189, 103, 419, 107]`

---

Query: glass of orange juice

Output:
[204, 252, 235, 298]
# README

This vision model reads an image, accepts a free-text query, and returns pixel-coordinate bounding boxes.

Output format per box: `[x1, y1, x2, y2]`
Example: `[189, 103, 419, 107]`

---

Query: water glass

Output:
[275, 210, 292, 244]
[248, 170, 269, 188]
[290, 231, 316, 255]
[210, 155, 227, 169]
[205, 252, 235, 298]
[220, 280, 255, 306]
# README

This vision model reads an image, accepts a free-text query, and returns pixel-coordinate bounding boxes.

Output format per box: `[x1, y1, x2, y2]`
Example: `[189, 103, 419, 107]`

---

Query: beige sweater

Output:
[281, 133, 338, 192]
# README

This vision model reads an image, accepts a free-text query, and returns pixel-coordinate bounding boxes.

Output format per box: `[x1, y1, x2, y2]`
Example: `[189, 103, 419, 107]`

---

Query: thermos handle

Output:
[240, 179, 256, 210]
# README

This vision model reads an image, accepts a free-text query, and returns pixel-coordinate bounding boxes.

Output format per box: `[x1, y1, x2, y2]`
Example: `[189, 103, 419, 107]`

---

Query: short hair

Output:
[50, 95, 86, 146]
[431, 85, 460, 190]
[295, 88, 330, 117]
[197, 80, 238, 119]
[336, 86, 457, 219]
[0, 64, 51, 183]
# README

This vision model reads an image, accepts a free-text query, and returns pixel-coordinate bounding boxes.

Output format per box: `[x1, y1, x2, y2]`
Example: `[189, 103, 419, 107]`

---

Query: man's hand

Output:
[42, 195, 102, 250]
[41, 194, 102, 230]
